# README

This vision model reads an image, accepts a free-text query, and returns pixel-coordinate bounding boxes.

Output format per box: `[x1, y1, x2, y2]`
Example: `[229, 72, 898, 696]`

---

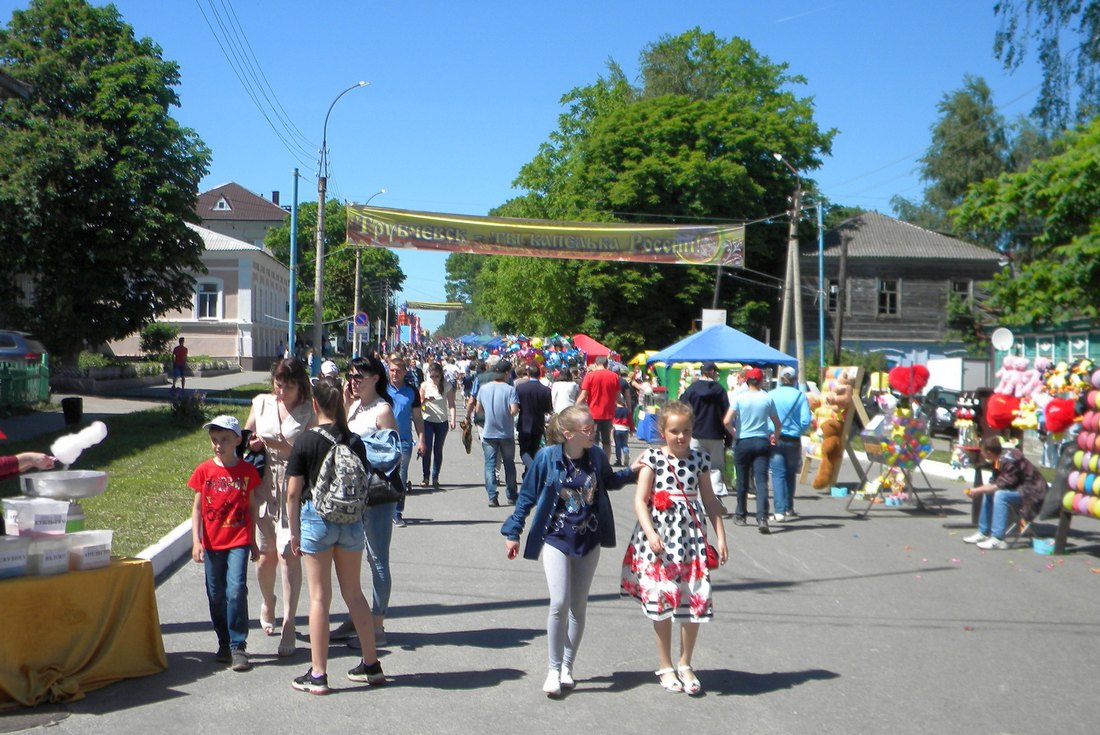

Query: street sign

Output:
[346, 321, 355, 342]
[354, 311, 370, 327]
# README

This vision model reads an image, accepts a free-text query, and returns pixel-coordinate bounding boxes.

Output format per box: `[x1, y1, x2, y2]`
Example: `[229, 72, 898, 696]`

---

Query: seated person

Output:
[963, 435, 1048, 550]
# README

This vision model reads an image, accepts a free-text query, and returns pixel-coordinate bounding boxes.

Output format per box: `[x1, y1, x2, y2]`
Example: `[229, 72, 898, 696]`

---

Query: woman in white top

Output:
[419, 362, 456, 488]
[244, 357, 316, 657]
[551, 368, 580, 414]
[332, 356, 398, 646]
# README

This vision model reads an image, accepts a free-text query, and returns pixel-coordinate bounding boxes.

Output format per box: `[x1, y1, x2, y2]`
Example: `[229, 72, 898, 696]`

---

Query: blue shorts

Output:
[173, 364, 185, 378]
[300, 500, 365, 554]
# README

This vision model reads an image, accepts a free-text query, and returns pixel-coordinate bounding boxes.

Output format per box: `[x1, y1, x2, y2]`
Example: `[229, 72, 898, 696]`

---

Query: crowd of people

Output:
[182, 340, 1047, 699]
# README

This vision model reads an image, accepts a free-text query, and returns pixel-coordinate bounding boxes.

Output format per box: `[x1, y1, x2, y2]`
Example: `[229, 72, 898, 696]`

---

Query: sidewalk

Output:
[6, 421, 1098, 734]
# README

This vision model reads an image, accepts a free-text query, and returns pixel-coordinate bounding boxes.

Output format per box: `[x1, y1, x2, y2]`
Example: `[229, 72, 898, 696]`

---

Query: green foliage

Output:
[76, 351, 113, 370]
[463, 29, 835, 354]
[952, 117, 1100, 326]
[944, 292, 991, 356]
[994, 0, 1100, 129]
[804, 344, 887, 385]
[0, 0, 211, 364]
[169, 391, 210, 428]
[139, 322, 179, 357]
[264, 200, 404, 336]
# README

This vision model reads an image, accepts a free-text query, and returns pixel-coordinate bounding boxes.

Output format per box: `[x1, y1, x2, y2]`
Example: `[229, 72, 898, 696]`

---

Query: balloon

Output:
[985, 393, 1020, 430]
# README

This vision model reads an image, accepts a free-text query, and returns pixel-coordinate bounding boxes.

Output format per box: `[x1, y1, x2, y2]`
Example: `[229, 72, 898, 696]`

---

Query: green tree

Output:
[468, 29, 835, 356]
[952, 116, 1100, 325]
[994, 0, 1100, 129]
[264, 200, 404, 337]
[0, 0, 210, 363]
[891, 76, 1012, 240]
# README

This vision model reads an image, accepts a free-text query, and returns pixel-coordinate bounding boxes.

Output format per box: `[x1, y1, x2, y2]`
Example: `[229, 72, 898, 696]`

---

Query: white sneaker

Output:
[560, 665, 575, 689]
[772, 513, 787, 523]
[977, 537, 1009, 550]
[963, 532, 990, 544]
[542, 670, 561, 697]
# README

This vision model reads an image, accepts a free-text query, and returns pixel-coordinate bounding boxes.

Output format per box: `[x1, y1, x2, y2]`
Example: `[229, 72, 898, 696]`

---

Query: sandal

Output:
[655, 668, 683, 693]
[677, 665, 702, 695]
[260, 602, 276, 636]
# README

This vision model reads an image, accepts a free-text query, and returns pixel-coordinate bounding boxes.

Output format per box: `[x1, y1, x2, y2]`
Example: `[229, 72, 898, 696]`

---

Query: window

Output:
[951, 280, 972, 299]
[212, 197, 232, 212]
[1068, 332, 1089, 360]
[827, 279, 840, 314]
[877, 279, 899, 316]
[197, 282, 219, 319]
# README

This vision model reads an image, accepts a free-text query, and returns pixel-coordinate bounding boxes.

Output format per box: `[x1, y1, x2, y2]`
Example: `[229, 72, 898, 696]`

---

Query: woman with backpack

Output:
[286, 377, 386, 694]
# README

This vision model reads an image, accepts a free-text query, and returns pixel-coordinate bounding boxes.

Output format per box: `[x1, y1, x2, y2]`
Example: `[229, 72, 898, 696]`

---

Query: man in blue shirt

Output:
[768, 367, 813, 522]
[388, 355, 426, 528]
[475, 361, 520, 506]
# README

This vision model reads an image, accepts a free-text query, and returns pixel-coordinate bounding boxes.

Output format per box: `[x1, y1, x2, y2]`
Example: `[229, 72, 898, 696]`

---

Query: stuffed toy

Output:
[887, 365, 929, 397]
[813, 418, 844, 490]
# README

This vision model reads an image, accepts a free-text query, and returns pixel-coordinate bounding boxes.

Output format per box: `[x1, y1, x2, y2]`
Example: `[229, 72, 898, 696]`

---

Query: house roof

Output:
[820, 211, 1002, 261]
[0, 69, 31, 100]
[196, 182, 287, 222]
[187, 222, 284, 266]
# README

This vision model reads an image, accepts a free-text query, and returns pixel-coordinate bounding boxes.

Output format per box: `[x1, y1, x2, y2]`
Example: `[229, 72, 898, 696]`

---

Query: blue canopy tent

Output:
[646, 325, 797, 367]
[638, 325, 796, 441]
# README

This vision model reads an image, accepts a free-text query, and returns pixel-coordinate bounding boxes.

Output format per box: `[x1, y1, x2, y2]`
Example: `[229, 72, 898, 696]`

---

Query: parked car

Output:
[921, 386, 960, 437]
[0, 330, 48, 365]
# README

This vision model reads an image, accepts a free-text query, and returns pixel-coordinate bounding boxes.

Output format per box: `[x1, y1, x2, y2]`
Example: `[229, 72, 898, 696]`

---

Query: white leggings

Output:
[541, 544, 601, 672]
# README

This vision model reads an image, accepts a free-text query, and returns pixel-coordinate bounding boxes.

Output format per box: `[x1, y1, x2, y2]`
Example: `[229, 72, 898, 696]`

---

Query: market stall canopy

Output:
[646, 325, 797, 368]
[572, 333, 613, 364]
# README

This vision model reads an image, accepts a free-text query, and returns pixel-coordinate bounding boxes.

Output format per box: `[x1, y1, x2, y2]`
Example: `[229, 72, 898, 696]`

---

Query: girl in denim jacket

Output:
[501, 405, 637, 697]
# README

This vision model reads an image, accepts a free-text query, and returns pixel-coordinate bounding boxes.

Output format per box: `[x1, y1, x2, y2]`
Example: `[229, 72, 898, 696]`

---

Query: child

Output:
[189, 415, 262, 673]
[620, 400, 728, 696]
[501, 405, 637, 697]
[612, 396, 632, 467]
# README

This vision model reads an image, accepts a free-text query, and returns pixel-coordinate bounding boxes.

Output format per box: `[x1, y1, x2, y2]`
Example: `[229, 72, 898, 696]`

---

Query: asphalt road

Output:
[3, 390, 1099, 734]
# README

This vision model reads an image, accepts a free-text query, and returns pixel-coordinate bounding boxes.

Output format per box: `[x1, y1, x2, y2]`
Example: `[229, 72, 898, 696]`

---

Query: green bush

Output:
[76, 351, 113, 370]
[170, 391, 210, 427]
[140, 323, 179, 358]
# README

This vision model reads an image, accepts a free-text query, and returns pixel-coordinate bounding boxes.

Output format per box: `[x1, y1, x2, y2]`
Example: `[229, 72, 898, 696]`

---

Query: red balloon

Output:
[1045, 397, 1077, 434]
[986, 393, 1020, 430]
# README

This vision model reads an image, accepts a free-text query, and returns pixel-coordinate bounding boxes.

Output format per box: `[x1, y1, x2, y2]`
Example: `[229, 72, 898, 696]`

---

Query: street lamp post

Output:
[352, 188, 385, 357]
[774, 152, 806, 386]
[312, 80, 367, 375]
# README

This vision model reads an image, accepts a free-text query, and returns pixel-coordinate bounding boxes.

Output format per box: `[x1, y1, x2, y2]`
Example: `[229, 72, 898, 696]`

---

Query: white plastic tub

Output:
[27, 536, 71, 576]
[0, 535, 31, 579]
[68, 530, 113, 571]
[2, 497, 69, 537]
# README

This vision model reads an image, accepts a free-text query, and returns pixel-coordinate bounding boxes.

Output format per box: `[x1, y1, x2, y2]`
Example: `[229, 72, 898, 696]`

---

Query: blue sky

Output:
[5, 1, 1044, 331]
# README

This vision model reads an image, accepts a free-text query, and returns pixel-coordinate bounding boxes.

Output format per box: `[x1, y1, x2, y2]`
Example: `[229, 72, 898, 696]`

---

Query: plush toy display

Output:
[887, 365, 930, 397]
[813, 419, 844, 490]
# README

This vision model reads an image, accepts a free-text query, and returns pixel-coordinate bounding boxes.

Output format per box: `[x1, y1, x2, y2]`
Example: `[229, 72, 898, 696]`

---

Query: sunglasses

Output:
[346, 373, 364, 382]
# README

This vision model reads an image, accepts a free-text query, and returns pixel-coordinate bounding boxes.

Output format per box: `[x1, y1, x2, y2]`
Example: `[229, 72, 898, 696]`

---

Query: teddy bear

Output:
[813, 418, 844, 490]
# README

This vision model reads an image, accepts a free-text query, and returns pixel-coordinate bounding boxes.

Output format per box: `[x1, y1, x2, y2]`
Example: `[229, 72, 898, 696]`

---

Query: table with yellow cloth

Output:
[0, 558, 167, 710]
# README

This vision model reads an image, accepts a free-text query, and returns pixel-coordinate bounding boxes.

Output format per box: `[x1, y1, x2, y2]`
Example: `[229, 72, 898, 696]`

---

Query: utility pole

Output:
[774, 153, 805, 385]
[833, 234, 848, 366]
[288, 168, 298, 357]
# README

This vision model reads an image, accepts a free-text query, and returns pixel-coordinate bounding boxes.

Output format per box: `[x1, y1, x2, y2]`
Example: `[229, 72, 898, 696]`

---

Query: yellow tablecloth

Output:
[0, 558, 167, 710]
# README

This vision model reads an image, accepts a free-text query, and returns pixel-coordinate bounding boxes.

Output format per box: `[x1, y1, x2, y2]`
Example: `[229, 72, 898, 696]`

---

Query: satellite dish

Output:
[991, 327, 1014, 351]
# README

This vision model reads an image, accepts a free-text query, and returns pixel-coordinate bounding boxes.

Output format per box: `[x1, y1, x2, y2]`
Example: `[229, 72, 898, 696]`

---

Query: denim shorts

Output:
[300, 499, 366, 554]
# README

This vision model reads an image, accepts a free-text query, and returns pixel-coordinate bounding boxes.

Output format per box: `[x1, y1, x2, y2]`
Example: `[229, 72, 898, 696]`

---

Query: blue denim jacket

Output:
[501, 443, 635, 560]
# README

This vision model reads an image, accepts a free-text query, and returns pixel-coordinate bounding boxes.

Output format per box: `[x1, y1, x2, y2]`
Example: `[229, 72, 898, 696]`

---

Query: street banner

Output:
[347, 205, 745, 268]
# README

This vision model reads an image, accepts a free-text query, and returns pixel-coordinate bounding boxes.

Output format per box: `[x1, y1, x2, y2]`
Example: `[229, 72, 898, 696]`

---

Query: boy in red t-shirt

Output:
[189, 415, 261, 672]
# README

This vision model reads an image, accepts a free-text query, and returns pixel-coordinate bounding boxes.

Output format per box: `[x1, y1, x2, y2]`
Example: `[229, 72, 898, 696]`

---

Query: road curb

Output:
[136, 518, 191, 579]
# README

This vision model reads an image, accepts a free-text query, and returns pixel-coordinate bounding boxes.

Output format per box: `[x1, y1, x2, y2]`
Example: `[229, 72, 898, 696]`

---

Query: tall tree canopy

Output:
[264, 200, 404, 337]
[0, 0, 211, 362]
[952, 116, 1100, 326]
[448, 29, 834, 355]
[994, 0, 1100, 129]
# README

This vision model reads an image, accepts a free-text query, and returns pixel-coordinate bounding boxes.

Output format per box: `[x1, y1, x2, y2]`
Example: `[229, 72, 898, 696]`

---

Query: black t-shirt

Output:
[516, 380, 553, 434]
[286, 423, 369, 503]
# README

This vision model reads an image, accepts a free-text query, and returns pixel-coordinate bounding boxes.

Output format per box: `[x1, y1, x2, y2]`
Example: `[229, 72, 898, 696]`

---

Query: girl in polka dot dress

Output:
[620, 400, 728, 695]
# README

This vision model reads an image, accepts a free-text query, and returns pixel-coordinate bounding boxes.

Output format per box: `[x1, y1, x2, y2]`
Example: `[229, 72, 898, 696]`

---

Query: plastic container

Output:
[1, 497, 69, 537]
[65, 502, 85, 533]
[67, 530, 113, 571]
[27, 536, 71, 576]
[1032, 537, 1056, 555]
[0, 535, 31, 579]
[830, 486, 849, 497]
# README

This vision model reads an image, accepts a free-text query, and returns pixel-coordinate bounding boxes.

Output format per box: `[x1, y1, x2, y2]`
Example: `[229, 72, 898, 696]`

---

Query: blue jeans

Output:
[364, 502, 397, 615]
[396, 442, 412, 517]
[769, 439, 802, 515]
[483, 437, 517, 502]
[613, 430, 630, 464]
[735, 437, 772, 523]
[421, 421, 448, 482]
[204, 545, 250, 650]
[978, 489, 1022, 539]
